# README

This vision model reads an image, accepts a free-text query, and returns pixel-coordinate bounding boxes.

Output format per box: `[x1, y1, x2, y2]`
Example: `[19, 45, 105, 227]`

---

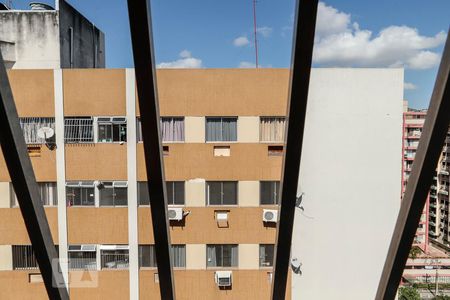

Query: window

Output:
[99, 182, 128, 206]
[260, 117, 286, 142]
[12, 245, 58, 270]
[137, 181, 150, 205]
[139, 245, 186, 268]
[167, 181, 185, 205]
[206, 181, 238, 205]
[137, 117, 185, 142]
[19, 117, 55, 144]
[12, 245, 38, 270]
[97, 117, 127, 142]
[207, 244, 238, 267]
[64, 117, 94, 143]
[260, 181, 280, 205]
[259, 244, 275, 267]
[100, 246, 129, 269]
[10, 182, 58, 207]
[66, 181, 95, 206]
[206, 117, 237, 142]
[68, 245, 97, 270]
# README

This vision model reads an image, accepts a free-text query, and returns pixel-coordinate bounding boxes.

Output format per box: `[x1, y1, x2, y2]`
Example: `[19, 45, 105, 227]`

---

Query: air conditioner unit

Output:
[263, 209, 278, 223]
[168, 207, 183, 221]
[215, 271, 232, 287]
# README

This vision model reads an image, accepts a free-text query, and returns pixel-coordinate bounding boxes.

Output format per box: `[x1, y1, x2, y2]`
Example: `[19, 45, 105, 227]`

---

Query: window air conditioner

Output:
[215, 271, 232, 287]
[168, 207, 183, 221]
[263, 209, 278, 223]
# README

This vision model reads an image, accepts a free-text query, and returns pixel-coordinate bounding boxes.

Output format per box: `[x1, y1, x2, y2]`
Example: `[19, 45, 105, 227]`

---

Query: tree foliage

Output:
[398, 286, 421, 300]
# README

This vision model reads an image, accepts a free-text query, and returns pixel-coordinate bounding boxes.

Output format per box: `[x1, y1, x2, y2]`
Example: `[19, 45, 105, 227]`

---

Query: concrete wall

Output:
[292, 69, 403, 299]
[59, 0, 105, 68]
[0, 11, 60, 69]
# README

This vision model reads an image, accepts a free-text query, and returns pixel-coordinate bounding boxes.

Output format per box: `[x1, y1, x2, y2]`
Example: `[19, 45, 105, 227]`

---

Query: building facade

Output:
[0, 68, 403, 299]
[0, 0, 105, 69]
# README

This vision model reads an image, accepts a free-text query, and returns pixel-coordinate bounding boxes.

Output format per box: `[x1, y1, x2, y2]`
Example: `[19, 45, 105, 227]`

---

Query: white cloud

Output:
[404, 82, 417, 90]
[157, 50, 202, 68]
[257, 26, 273, 38]
[239, 61, 256, 68]
[233, 36, 250, 47]
[312, 2, 447, 69]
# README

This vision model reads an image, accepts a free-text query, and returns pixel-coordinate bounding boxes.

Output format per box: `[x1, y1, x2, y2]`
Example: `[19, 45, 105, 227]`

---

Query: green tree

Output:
[433, 295, 450, 300]
[398, 286, 421, 300]
[409, 246, 422, 259]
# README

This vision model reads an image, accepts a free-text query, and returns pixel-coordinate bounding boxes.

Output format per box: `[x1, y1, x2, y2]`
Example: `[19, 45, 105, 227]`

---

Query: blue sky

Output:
[11, 0, 450, 109]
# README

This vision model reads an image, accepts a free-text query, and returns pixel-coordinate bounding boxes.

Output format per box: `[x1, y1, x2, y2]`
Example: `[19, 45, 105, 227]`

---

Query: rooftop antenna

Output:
[252, 0, 259, 68]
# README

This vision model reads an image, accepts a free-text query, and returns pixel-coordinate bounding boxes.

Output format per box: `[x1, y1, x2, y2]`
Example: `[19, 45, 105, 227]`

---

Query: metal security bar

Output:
[19, 117, 55, 144]
[271, 0, 319, 299]
[376, 29, 450, 300]
[0, 52, 68, 299]
[127, 0, 176, 299]
[64, 117, 94, 143]
[12, 245, 38, 270]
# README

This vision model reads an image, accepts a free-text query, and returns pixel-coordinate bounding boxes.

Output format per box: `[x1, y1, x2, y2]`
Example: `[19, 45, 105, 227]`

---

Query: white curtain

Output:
[207, 245, 217, 267]
[260, 117, 286, 142]
[20, 117, 55, 144]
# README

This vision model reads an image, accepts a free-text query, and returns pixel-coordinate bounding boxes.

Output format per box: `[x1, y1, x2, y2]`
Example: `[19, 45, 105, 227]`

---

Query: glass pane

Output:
[114, 187, 128, 206]
[166, 181, 174, 205]
[222, 118, 237, 141]
[100, 188, 114, 206]
[260, 181, 275, 205]
[98, 124, 112, 142]
[138, 182, 150, 205]
[207, 182, 222, 205]
[206, 118, 221, 141]
[222, 245, 232, 267]
[173, 182, 185, 205]
[222, 182, 237, 205]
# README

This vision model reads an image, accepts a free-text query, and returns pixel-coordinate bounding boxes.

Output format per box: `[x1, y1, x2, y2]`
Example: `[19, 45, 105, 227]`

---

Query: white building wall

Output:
[0, 11, 60, 69]
[292, 69, 403, 299]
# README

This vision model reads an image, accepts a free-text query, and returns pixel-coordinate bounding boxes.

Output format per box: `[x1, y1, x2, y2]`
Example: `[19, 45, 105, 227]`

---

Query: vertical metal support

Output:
[271, 0, 318, 299]
[376, 30, 450, 300]
[127, 1, 176, 300]
[0, 53, 69, 299]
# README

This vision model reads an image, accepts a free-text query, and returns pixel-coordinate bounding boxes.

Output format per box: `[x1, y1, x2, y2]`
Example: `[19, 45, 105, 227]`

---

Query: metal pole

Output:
[271, 0, 318, 299]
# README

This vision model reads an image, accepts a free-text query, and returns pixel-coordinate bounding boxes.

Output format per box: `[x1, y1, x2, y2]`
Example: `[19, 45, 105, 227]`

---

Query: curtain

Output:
[206, 118, 221, 141]
[222, 118, 237, 141]
[207, 245, 217, 267]
[231, 245, 238, 267]
[160, 117, 184, 141]
[260, 117, 286, 142]
[171, 245, 186, 267]
[20, 117, 55, 144]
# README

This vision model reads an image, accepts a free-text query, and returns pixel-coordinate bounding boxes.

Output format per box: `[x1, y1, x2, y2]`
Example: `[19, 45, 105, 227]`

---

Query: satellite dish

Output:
[37, 127, 55, 139]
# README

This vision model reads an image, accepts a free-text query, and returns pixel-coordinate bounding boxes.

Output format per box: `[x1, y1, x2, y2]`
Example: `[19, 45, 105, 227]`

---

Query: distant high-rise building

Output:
[0, 0, 105, 69]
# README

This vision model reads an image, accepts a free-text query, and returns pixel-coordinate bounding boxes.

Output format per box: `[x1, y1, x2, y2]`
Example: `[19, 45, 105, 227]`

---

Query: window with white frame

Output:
[66, 181, 95, 206]
[68, 245, 97, 270]
[206, 181, 238, 205]
[206, 117, 237, 142]
[97, 117, 127, 143]
[99, 181, 128, 206]
[100, 245, 129, 269]
[137, 117, 185, 142]
[260, 181, 280, 205]
[259, 244, 275, 267]
[207, 244, 238, 267]
[138, 244, 186, 268]
[64, 117, 94, 143]
[10, 182, 58, 207]
[167, 181, 185, 205]
[19, 117, 55, 144]
[260, 117, 286, 142]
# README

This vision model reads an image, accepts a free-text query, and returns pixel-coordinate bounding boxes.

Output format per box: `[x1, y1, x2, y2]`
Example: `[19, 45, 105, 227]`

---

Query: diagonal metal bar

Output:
[127, 1, 176, 299]
[0, 53, 68, 299]
[271, 0, 318, 299]
[376, 29, 450, 300]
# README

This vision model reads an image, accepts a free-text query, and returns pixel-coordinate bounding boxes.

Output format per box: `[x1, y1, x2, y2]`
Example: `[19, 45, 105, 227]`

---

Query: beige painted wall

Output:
[0, 183, 10, 208]
[238, 244, 259, 270]
[185, 179, 206, 207]
[185, 117, 205, 143]
[238, 117, 259, 143]
[0, 245, 12, 271]
[238, 181, 259, 207]
[186, 244, 206, 270]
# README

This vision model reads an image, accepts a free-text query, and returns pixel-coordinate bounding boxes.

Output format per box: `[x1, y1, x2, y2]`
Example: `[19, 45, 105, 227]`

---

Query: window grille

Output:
[12, 245, 58, 270]
[100, 247, 129, 269]
[68, 245, 97, 270]
[206, 181, 238, 205]
[64, 117, 94, 143]
[206, 244, 238, 267]
[19, 117, 55, 144]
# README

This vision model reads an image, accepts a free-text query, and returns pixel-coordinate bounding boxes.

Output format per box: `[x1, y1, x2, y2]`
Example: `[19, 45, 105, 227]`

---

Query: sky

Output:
[10, 0, 450, 109]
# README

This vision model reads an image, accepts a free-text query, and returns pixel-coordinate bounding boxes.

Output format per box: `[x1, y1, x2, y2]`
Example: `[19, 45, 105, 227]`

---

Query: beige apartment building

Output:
[0, 68, 290, 299]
